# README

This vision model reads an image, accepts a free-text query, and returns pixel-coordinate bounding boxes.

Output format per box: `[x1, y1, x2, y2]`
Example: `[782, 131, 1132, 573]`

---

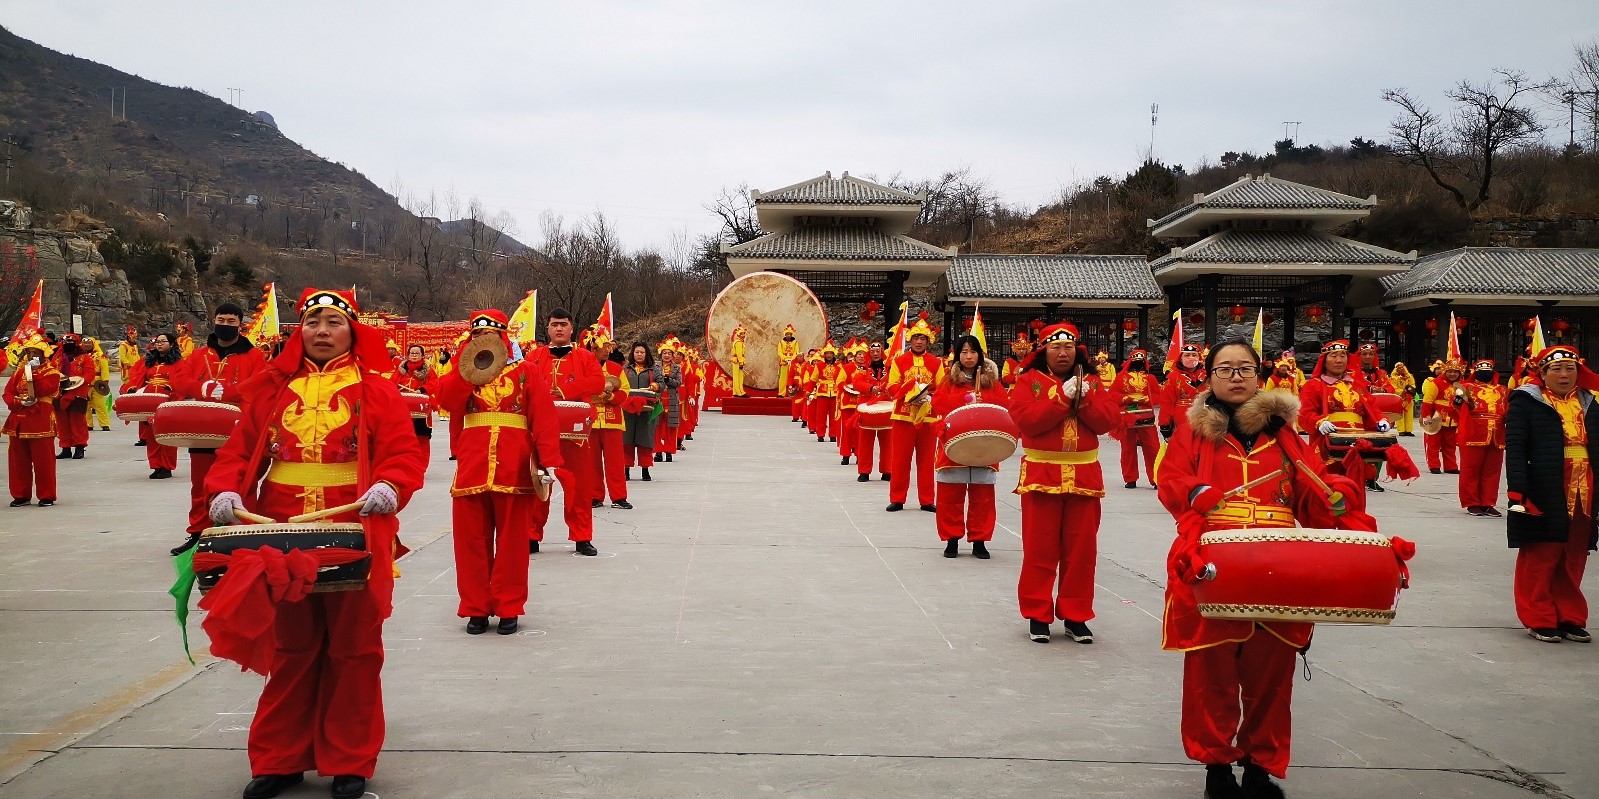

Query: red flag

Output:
[595, 292, 614, 339]
[1163, 308, 1184, 374]
[9, 278, 43, 342]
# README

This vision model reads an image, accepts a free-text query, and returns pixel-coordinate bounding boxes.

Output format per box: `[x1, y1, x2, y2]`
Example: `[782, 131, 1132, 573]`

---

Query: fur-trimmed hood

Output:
[950, 358, 1000, 389]
[1187, 389, 1300, 443]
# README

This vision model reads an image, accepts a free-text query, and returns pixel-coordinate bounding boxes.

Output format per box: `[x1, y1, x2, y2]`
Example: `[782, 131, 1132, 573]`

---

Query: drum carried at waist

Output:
[113, 392, 167, 422]
[194, 522, 369, 594]
[554, 400, 594, 441]
[1123, 408, 1156, 428]
[1327, 430, 1398, 450]
[857, 400, 894, 431]
[1192, 528, 1407, 625]
[942, 403, 1021, 467]
[152, 400, 241, 449]
[400, 391, 432, 420]
[1370, 392, 1405, 424]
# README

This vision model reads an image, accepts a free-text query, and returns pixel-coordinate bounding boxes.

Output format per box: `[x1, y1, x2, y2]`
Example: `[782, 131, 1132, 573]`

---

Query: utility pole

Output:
[1282, 121, 1301, 144]
[1149, 103, 1159, 159]
[2, 136, 16, 188]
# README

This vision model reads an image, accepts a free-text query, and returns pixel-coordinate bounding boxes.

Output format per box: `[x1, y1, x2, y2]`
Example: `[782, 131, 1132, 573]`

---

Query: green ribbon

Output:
[168, 547, 197, 665]
[647, 400, 665, 424]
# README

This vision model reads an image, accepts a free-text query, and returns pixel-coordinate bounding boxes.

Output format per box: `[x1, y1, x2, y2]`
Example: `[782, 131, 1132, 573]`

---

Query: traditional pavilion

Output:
[722, 172, 955, 333]
[1380, 247, 1599, 368]
[934, 254, 1163, 359]
[1149, 174, 1416, 354]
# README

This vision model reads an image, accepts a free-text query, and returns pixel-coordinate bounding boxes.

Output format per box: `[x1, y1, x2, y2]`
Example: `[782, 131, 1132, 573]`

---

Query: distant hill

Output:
[437, 218, 532, 256]
[0, 24, 404, 220]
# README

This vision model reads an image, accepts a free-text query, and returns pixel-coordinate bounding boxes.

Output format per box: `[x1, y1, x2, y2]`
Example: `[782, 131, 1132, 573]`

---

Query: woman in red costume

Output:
[931, 334, 1008, 558]
[123, 331, 182, 479]
[203, 288, 427, 799]
[392, 344, 437, 462]
[5, 331, 62, 506]
[1158, 339, 1378, 799]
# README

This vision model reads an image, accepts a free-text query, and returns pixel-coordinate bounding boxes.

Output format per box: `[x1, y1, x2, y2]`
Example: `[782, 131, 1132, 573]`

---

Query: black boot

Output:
[971, 541, 990, 559]
[641, 468, 652, 481]
[1240, 762, 1285, 799]
[242, 773, 303, 799]
[1366, 479, 1385, 493]
[654, 452, 663, 463]
[72, 446, 86, 459]
[625, 466, 633, 481]
[665, 453, 673, 462]
[1124, 481, 1138, 489]
[880, 472, 890, 481]
[135, 438, 147, 446]
[576, 541, 599, 556]
[9, 498, 31, 508]
[856, 474, 870, 482]
[841, 456, 850, 465]
[57, 448, 72, 459]
[170, 533, 201, 557]
[885, 502, 904, 512]
[944, 538, 960, 558]
[466, 616, 490, 635]
[330, 775, 366, 799]
[496, 616, 519, 635]
[529, 540, 540, 554]
[1204, 764, 1243, 799]
[591, 499, 603, 509]
[1028, 620, 1051, 643]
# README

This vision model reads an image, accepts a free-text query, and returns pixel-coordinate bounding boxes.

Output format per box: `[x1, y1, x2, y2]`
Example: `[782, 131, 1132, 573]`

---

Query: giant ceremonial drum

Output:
[152, 400, 241, 449]
[942, 403, 1021, 466]
[553, 400, 594, 442]
[705, 271, 828, 392]
[1192, 528, 1407, 625]
[113, 392, 166, 422]
[194, 523, 370, 594]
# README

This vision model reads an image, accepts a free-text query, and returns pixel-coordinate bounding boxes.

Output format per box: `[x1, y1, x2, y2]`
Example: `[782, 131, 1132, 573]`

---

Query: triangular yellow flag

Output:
[970, 302, 986, 353]
[1529, 315, 1547, 357]
[1252, 307, 1265, 357]
[508, 289, 539, 346]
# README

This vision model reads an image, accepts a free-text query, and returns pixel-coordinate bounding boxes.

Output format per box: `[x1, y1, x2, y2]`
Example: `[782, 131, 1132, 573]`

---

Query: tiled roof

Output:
[1152, 230, 1413, 271]
[946, 254, 1162, 301]
[1150, 173, 1375, 230]
[726, 226, 950, 261]
[1381, 247, 1599, 300]
[754, 172, 923, 206]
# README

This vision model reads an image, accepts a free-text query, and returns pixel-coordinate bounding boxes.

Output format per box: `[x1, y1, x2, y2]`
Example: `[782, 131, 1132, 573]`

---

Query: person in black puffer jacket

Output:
[1504, 344, 1599, 644]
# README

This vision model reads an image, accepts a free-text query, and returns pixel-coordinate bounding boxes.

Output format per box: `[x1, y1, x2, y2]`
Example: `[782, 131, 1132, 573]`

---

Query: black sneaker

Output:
[135, 439, 147, 446]
[1445, 469, 1460, 474]
[1205, 764, 1242, 799]
[1062, 620, 1094, 644]
[944, 539, 960, 558]
[685, 435, 693, 441]
[1240, 762, 1284, 799]
[1124, 481, 1137, 489]
[1028, 620, 1051, 643]
[242, 773, 304, 799]
[817, 436, 825, 443]
[57, 448, 72, 459]
[466, 616, 489, 635]
[72, 446, 85, 459]
[1429, 468, 1441, 475]
[1559, 623, 1592, 643]
[828, 437, 836, 443]
[880, 472, 890, 481]
[496, 616, 519, 635]
[1466, 507, 1486, 517]
[575, 541, 599, 556]
[150, 468, 173, 479]
[100, 426, 111, 432]
[856, 474, 870, 482]
[971, 541, 990, 559]
[1482, 506, 1502, 517]
[641, 468, 652, 481]
[1366, 480, 1384, 493]
[591, 499, 603, 509]
[665, 453, 673, 462]
[8, 498, 29, 508]
[885, 502, 904, 512]
[37, 500, 54, 507]
[1529, 627, 1563, 643]
[919, 504, 937, 513]
[330, 775, 366, 799]
[841, 456, 850, 465]
[611, 499, 633, 510]
[529, 540, 540, 554]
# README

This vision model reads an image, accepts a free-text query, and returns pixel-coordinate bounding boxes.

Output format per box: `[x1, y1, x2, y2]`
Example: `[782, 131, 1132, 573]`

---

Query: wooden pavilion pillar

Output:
[1043, 302, 1061, 323]
[1202, 275, 1219, 345]
[1282, 297, 1297, 356]
[943, 301, 963, 354]
[882, 270, 909, 340]
[1329, 275, 1351, 344]
[1138, 305, 1152, 351]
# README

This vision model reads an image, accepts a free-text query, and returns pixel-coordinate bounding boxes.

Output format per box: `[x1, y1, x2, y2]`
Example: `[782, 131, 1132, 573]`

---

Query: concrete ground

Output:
[0, 409, 1595, 799]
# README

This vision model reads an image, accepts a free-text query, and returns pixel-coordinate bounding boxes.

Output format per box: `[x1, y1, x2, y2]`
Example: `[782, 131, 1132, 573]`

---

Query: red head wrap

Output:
[1533, 345, 1599, 392]
[270, 288, 391, 374]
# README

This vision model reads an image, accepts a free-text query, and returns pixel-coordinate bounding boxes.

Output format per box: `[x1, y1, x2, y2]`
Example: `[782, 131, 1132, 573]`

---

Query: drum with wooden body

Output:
[194, 522, 369, 594]
[152, 400, 241, 449]
[704, 271, 828, 392]
[857, 400, 894, 431]
[1370, 392, 1404, 424]
[113, 392, 166, 422]
[1193, 528, 1406, 624]
[1327, 430, 1398, 450]
[554, 400, 594, 442]
[942, 403, 1021, 467]
[1124, 408, 1156, 428]
[400, 391, 432, 421]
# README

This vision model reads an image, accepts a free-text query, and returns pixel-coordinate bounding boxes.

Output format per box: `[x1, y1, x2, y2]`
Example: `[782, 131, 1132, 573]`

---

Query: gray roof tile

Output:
[946, 254, 1163, 301]
[754, 173, 922, 205]
[1381, 247, 1599, 300]
[1150, 173, 1375, 230]
[727, 226, 949, 261]
[1152, 230, 1413, 271]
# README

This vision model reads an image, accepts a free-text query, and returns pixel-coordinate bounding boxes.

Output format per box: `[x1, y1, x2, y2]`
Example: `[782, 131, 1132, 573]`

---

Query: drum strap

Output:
[464, 412, 528, 430]
[1022, 448, 1099, 465]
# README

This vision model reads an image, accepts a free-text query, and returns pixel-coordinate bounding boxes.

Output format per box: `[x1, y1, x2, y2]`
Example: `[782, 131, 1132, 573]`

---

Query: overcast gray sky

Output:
[4, 1, 1596, 251]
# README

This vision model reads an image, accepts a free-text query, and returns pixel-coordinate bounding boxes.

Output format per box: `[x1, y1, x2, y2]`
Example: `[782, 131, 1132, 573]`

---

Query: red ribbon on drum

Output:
[1389, 536, 1416, 589]
[196, 546, 368, 674]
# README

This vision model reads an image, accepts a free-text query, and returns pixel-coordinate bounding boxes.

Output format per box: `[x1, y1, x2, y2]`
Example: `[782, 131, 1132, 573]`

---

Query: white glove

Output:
[1376, 419, 1393, 433]
[1317, 420, 1338, 435]
[205, 381, 226, 400]
[358, 482, 399, 516]
[538, 469, 558, 485]
[1059, 377, 1087, 399]
[209, 491, 244, 525]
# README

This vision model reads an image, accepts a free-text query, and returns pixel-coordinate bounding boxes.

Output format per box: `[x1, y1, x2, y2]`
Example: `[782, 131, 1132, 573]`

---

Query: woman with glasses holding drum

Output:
[930, 334, 1011, 559]
[1156, 338, 1389, 799]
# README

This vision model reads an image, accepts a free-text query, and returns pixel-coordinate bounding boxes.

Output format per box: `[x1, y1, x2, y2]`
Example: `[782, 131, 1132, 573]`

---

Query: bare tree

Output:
[706, 184, 762, 244]
[1562, 39, 1599, 152]
[1383, 70, 1557, 212]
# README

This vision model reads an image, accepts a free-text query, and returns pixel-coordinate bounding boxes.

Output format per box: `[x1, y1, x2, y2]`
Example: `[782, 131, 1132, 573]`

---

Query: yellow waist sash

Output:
[1207, 502, 1296, 528]
[1022, 448, 1099, 465]
[1327, 411, 1363, 427]
[266, 460, 359, 488]
[1568, 445, 1590, 461]
[464, 412, 528, 430]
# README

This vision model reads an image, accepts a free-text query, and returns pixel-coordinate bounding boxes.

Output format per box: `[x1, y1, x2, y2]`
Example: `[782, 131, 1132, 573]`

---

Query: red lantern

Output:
[1359, 328, 1375, 340]
[1122, 318, 1137, 333]
[1030, 318, 1044, 332]
[1393, 321, 1408, 336]
[1455, 317, 1468, 330]
[1425, 318, 1439, 335]
[1229, 304, 1247, 322]
[1305, 305, 1325, 323]
[1099, 324, 1114, 337]
[1523, 318, 1537, 331]
[859, 299, 882, 323]
[1554, 318, 1571, 337]
[1264, 314, 1275, 326]
[1188, 311, 1206, 325]
[962, 318, 974, 331]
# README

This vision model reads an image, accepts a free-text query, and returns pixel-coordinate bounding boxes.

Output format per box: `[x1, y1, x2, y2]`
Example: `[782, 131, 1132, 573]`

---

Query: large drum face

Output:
[706, 272, 828, 391]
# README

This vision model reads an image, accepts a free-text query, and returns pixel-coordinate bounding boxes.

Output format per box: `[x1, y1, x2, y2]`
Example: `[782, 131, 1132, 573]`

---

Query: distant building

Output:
[252, 111, 277, 130]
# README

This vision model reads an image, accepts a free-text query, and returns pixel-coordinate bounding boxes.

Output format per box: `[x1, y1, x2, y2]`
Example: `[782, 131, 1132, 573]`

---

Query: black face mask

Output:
[214, 324, 240, 341]
[64, 344, 81, 355]
[1474, 370, 1493, 382]
[1129, 361, 1147, 372]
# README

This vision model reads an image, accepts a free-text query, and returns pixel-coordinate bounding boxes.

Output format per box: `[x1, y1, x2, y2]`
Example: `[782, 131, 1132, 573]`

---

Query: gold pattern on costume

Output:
[280, 362, 358, 460]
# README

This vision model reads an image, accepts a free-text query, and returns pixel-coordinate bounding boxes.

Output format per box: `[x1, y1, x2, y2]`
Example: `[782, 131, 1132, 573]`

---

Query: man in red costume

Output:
[439, 309, 563, 634]
[1111, 348, 1160, 489]
[1298, 340, 1391, 494]
[833, 339, 862, 466]
[807, 341, 842, 443]
[1001, 335, 1032, 389]
[852, 340, 892, 483]
[168, 302, 268, 556]
[584, 325, 632, 509]
[54, 332, 97, 459]
[1458, 358, 1508, 517]
[124, 331, 183, 479]
[6, 331, 61, 507]
[1158, 338, 1380, 798]
[525, 308, 604, 555]
[1507, 345, 1598, 644]
[1008, 321, 1119, 643]
[203, 288, 426, 799]
[1421, 360, 1464, 474]
[886, 315, 945, 512]
[1356, 342, 1392, 393]
[1158, 342, 1207, 441]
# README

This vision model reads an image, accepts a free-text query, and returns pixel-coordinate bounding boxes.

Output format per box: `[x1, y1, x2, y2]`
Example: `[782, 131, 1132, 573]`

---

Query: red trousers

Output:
[1018, 492, 1100, 623]
[415, 433, 431, 465]
[857, 425, 891, 475]
[140, 421, 177, 470]
[1514, 514, 1592, 629]
[7, 437, 57, 501]
[588, 427, 627, 502]
[654, 418, 678, 455]
[889, 420, 938, 505]
[249, 590, 385, 778]
[532, 439, 594, 542]
[838, 409, 857, 457]
[792, 396, 804, 422]
[448, 412, 464, 457]
[1424, 427, 1458, 471]
[187, 450, 217, 534]
[1120, 425, 1159, 485]
[627, 445, 652, 468]
[935, 481, 995, 541]
[453, 492, 534, 617]
[57, 403, 89, 448]
[1458, 445, 1503, 508]
[810, 397, 836, 440]
[1182, 634, 1298, 779]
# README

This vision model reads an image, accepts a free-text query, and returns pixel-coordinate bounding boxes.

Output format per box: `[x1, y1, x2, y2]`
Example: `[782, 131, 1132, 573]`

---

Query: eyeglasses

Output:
[1212, 366, 1259, 380]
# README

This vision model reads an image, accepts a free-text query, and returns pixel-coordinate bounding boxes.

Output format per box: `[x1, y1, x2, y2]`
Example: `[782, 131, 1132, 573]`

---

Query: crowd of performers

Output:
[4, 291, 1595, 799]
